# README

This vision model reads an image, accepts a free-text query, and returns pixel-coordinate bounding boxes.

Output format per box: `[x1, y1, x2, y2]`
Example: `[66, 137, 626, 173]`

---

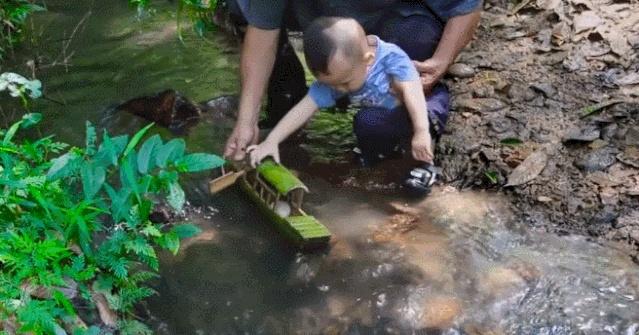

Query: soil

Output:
[436, 0, 639, 260]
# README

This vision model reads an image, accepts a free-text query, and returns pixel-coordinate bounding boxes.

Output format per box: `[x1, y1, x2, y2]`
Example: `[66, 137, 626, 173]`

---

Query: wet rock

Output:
[562, 125, 600, 143]
[575, 146, 618, 172]
[447, 63, 475, 78]
[419, 296, 462, 329]
[505, 150, 548, 187]
[479, 266, 526, 297]
[530, 82, 556, 98]
[118, 89, 201, 132]
[201, 95, 239, 118]
[455, 98, 506, 112]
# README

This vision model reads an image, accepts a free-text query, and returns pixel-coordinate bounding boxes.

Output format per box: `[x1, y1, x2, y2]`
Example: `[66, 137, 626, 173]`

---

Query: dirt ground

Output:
[435, 0, 639, 260]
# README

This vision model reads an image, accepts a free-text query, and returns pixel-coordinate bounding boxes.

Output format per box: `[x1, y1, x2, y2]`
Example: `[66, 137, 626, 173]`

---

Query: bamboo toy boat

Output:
[209, 160, 331, 249]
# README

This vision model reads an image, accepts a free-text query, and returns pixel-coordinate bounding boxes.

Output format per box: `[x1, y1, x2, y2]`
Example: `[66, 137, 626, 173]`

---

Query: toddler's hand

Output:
[411, 130, 434, 164]
[247, 140, 280, 168]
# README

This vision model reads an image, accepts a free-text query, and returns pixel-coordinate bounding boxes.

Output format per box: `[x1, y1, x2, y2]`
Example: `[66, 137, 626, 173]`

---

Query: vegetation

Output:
[0, 74, 225, 334]
[129, 0, 219, 38]
[301, 109, 357, 164]
[0, 0, 45, 59]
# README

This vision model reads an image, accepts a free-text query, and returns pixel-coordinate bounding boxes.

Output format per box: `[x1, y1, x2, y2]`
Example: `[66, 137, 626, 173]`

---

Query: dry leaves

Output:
[506, 150, 549, 186]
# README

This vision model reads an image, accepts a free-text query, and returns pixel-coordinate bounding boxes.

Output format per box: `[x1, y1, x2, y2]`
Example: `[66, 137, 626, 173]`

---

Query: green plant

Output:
[130, 0, 218, 38]
[300, 109, 357, 164]
[0, 0, 46, 59]
[0, 79, 224, 333]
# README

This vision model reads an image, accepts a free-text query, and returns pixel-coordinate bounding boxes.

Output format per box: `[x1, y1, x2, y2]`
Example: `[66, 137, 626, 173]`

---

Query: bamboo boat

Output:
[210, 160, 331, 250]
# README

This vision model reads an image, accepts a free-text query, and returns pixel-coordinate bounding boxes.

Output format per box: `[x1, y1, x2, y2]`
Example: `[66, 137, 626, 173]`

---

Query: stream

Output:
[2, 1, 638, 334]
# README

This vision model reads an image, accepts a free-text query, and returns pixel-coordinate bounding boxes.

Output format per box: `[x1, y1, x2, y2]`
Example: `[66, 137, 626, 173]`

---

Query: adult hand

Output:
[413, 57, 449, 94]
[223, 123, 259, 161]
[247, 139, 280, 168]
[411, 129, 434, 164]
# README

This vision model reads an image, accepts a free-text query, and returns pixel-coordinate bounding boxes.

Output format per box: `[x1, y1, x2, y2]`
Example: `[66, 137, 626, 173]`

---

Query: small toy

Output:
[209, 160, 331, 249]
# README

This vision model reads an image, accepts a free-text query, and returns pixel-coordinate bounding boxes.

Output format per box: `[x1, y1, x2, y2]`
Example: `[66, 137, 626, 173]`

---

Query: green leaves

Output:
[81, 162, 105, 200]
[176, 153, 225, 172]
[123, 123, 154, 158]
[155, 138, 185, 168]
[1, 117, 222, 333]
[500, 137, 523, 146]
[137, 134, 161, 174]
[21, 113, 42, 128]
[172, 224, 201, 239]
[168, 181, 185, 211]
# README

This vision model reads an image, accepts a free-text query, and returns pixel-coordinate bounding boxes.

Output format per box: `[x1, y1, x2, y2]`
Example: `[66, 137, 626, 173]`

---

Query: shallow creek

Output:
[3, 1, 638, 334]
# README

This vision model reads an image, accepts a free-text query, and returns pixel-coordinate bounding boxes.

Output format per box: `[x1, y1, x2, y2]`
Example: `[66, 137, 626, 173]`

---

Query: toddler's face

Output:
[316, 51, 368, 94]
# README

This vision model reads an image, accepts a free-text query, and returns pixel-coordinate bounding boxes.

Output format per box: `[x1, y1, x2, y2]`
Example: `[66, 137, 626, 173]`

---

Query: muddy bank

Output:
[436, 0, 639, 260]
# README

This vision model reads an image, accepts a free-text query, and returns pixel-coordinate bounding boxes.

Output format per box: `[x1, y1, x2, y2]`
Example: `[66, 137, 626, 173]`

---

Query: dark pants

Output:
[226, 1, 451, 150]
[357, 12, 449, 159]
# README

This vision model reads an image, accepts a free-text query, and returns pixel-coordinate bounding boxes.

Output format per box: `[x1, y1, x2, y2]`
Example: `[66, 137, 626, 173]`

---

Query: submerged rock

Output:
[419, 296, 462, 329]
[118, 89, 201, 132]
[118, 90, 239, 133]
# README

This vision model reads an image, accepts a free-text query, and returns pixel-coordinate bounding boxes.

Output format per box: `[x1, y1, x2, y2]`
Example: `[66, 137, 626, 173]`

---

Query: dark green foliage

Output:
[0, 0, 46, 59]
[500, 137, 523, 146]
[300, 109, 357, 164]
[0, 110, 222, 333]
[130, 0, 218, 38]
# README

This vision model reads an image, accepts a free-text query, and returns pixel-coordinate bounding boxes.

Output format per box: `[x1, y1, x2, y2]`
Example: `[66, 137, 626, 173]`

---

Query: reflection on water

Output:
[5, 2, 638, 334]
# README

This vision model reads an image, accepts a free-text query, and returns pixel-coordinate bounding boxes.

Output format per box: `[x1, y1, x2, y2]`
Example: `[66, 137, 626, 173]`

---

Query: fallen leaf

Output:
[551, 21, 571, 46]
[505, 150, 548, 186]
[573, 11, 603, 33]
[600, 26, 632, 58]
[615, 71, 639, 86]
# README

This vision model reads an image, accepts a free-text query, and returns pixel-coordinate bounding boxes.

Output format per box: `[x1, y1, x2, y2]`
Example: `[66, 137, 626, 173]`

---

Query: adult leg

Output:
[262, 28, 308, 128]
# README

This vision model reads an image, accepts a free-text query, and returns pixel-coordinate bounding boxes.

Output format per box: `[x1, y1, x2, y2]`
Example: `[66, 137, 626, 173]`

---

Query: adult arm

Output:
[223, 26, 280, 161]
[413, 9, 481, 93]
[248, 94, 319, 167]
[394, 79, 434, 163]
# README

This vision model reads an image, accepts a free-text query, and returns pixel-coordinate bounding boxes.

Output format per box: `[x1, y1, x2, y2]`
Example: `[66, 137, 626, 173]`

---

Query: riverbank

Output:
[278, 0, 639, 262]
[437, 0, 639, 261]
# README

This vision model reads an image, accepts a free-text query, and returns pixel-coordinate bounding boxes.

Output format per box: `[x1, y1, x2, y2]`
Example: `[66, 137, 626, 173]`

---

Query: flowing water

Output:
[3, 2, 638, 334]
